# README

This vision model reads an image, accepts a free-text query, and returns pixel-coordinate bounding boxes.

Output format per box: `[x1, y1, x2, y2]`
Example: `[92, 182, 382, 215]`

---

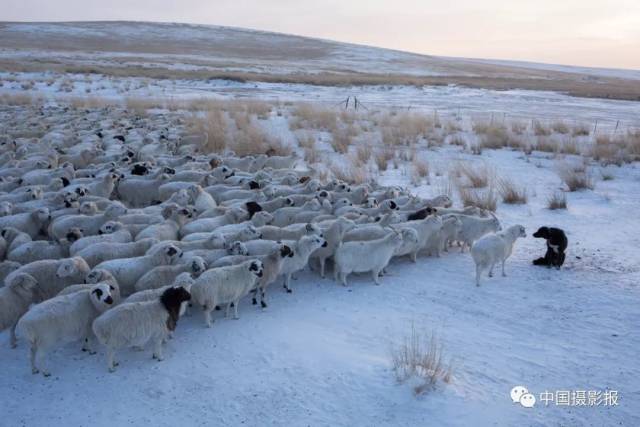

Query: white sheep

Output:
[76, 238, 159, 268]
[1, 227, 32, 253]
[190, 260, 264, 327]
[92, 286, 192, 372]
[188, 184, 217, 213]
[0, 273, 38, 348]
[398, 215, 443, 260]
[0, 208, 50, 239]
[334, 230, 404, 286]
[93, 243, 183, 297]
[7, 228, 82, 264]
[179, 207, 247, 237]
[453, 213, 502, 252]
[424, 216, 463, 257]
[258, 222, 321, 241]
[49, 204, 127, 240]
[135, 206, 192, 241]
[210, 244, 294, 308]
[16, 283, 116, 376]
[471, 224, 526, 286]
[69, 221, 133, 255]
[180, 224, 260, 243]
[280, 235, 327, 293]
[309, 217, 356, 278]
[5, 257, 91, 302]
[134, 256, 206, 292]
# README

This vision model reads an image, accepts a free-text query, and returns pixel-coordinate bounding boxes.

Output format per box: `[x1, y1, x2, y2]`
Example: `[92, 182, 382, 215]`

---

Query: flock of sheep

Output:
[0, 105, 526, 376]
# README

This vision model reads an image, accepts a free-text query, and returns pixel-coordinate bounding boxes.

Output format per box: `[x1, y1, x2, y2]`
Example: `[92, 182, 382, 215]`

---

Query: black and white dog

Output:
[532, 226, 568, 268]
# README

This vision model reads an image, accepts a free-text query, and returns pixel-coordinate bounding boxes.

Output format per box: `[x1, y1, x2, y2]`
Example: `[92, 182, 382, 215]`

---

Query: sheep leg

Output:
[283, 274, 292, 293]
[501, 260, 507, 277]
[372, 270, 382, 285]
[233, 300, 240, 319]
[152, 338, 164, 361]
[488, 263, 495, 277]
[340, 273, 348, 287]
[82, 335, 98, 355]
[260, 286, 268, 309]
[224, 303, 231, 318]
[37, 349, 50, 377]
[251, 289, 258, 305]
[319, 258, 326, 278]
[10, 322, 18, 349]
[475, 264, 482, 287]
[30, 343, 39, 374]
[203, 304, 214, 328]
[106, 348, 117, 372]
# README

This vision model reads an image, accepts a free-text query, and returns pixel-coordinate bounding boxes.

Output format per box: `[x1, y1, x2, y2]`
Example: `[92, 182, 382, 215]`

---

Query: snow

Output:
[0, 142, 639, 425]
[0, 20, 639, 425]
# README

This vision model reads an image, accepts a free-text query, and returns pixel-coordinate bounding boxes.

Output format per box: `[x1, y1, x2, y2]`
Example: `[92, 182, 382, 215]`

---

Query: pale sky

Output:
[3, 0, 640, 70]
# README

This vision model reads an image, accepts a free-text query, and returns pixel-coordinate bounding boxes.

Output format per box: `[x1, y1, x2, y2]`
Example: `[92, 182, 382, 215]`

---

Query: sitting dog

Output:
[532, 226, 568, 268]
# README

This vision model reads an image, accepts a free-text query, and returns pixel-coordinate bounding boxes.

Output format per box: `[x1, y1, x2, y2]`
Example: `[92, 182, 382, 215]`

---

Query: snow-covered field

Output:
[0, 20, 639, 427]
[0, 101, 638, 427]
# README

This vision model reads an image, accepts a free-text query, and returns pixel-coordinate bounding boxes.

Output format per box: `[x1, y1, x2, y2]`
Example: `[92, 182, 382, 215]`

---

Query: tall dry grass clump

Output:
[375, 148, 394, 172]
[551, 121, 570, 134]
[498, 177, 528, 204]
[329, 161, 369, 184]
[187, 108, 229, 153]
[556, 162, 594, 191]
[454, 162, 491, 188]
[411, 158, 430, 185]
[533, 120, 552, 136]
[458, 186, 498, 212]
[380, 112, 433, 146]
[290, 103, 338, 131]
[572, 123, 591, 136]
[230, 122, 268, 156]
[547, 191, 568, 210]
[330, 127, 352, 154]
[390, 325, 455, 396]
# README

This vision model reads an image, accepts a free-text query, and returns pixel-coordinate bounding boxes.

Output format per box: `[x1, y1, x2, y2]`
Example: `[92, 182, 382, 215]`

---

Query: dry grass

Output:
[264, 138, 293, 157]
[535, 137, 559, 153]
[560, 139, 581, 155]
[498, 177, 528, 204]
[454, 162, 491, 188]
[556, 163, 594, 191]
[295, 132, 316, 150]
[375, 148, 394, 172]
[510, 121, 528, 135]
[380, 112, 433, 146]
[411, 158, 430, 185]
[458, 186, 498, 212]
[547, 191, 568, 210]
[0, 93, 41, 106]
[551, 121, 570, 134]
[186, 108, 229, 153]
[330, 127, 352, 154]
[230, 122, 268, 156]
[291, 103, 338, 131]
[533, 120, 552, 136]
[329, 161, 369, 184]
[449, 135, 466, 147]
[390, 325, 454, 396]
[572, 123, 591, 136]
[355, 143, 373, 164]
[304, 147, 321, 165]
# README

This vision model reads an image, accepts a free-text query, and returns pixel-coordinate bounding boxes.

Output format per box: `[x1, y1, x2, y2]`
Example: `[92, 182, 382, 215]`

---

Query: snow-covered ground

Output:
[0, 21, 639, 425]
[0, 102, 638, 425]
[2, 71, 640, 131]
